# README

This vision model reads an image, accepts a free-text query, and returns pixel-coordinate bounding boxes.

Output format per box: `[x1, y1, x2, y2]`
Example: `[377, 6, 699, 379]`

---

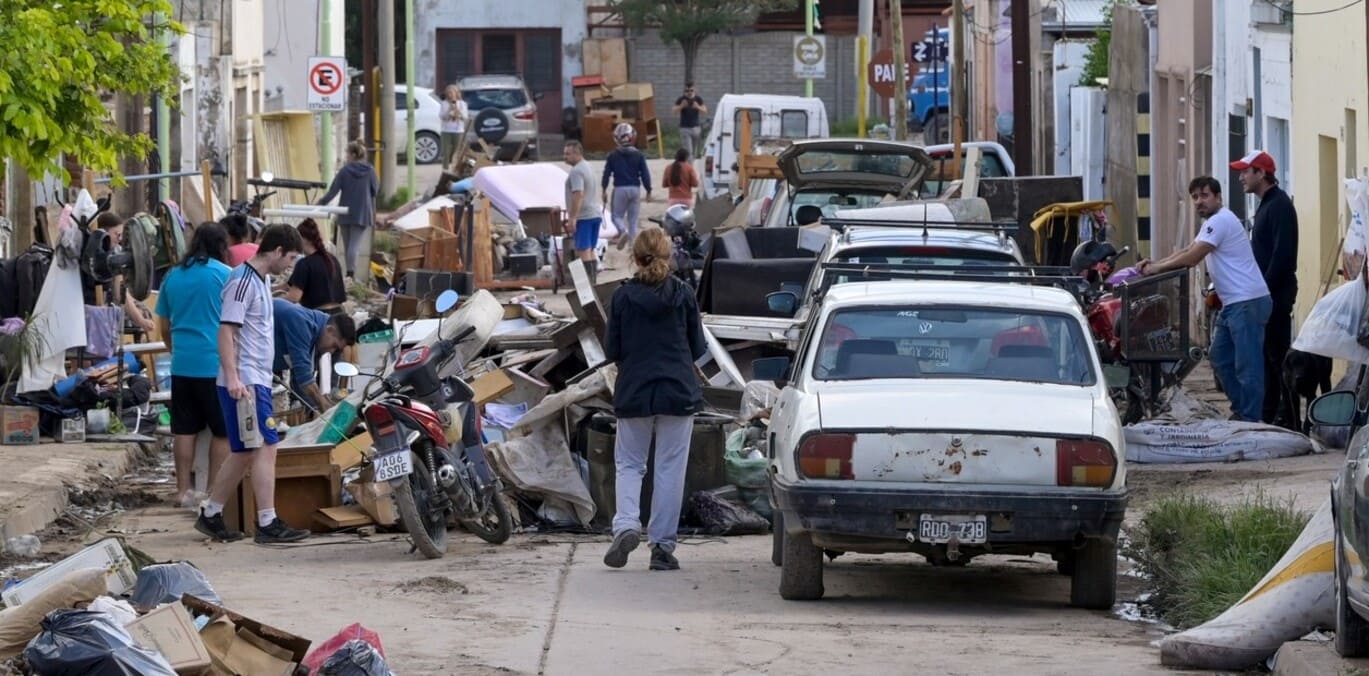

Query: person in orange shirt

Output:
[662, 148, 699, 208]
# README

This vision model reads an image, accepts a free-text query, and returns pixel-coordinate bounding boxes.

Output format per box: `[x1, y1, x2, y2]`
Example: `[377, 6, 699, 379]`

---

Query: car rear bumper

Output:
[772, 477, 1127, 546]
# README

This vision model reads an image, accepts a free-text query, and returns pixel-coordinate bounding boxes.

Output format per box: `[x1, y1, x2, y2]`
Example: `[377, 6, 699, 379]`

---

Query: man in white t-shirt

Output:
[1139, 176, 1273, 422]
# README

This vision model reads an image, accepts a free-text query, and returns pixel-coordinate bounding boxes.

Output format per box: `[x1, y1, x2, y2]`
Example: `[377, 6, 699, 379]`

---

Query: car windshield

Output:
[795, 150, 920, 179]
[812, 306, 1095, 385]
[463, 88, 527, 110]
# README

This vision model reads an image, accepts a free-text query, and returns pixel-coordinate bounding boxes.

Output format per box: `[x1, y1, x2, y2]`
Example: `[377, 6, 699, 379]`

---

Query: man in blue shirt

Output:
[154, 223, 232, 509]
[602, 123, 652, 251]
[272, 299, 356, 413]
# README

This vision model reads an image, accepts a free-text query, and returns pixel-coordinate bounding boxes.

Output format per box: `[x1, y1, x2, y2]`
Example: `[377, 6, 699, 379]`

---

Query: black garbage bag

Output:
[129, 562, 221, 611]
[23, 608, 176, 676]
[321, 639, 394, 676]
[687, 489, 770, 536]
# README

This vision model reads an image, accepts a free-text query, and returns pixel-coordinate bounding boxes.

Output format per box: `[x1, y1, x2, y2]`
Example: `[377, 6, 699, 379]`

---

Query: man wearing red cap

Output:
[1232, 150, 1299, 427]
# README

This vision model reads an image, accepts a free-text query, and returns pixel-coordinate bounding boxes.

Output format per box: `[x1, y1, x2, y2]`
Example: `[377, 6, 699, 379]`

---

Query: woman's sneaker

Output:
[649, 545, 679, 571]
[603, 530, 640, 568]
[194, 510, 244, 542]
[254, 518, 310, 544]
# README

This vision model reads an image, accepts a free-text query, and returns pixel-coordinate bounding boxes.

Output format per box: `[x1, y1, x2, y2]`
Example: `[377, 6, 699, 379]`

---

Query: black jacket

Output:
[1250, 185, 1298, 308]
[605, 276, 707, 418]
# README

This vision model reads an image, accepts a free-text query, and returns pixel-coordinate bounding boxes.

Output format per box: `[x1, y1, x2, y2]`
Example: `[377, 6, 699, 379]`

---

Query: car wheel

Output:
[771, 510, 784, 567]
[1055, 550, 1076, 576]
[1335, 522, 1369, 656]
[925, 112, 951, 144]
[1069, 538, 1117, 609]
[779, 528, 824, 600]
[414, 132, 440, 164]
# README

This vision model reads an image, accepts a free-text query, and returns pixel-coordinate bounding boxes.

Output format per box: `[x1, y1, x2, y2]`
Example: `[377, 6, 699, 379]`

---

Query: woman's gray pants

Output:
[612, 415, 693, 553]
[610, 186, 642, 242]
[337, 223, 367, 277]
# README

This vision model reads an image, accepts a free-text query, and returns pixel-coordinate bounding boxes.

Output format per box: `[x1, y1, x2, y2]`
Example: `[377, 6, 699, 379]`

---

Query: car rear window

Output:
[812, 306, 1095, 385]
[463, 88, 528, 110]
[795, 150, 921, 179]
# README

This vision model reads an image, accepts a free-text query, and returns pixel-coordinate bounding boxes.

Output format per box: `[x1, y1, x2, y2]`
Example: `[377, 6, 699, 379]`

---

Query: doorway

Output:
[436, 28, 563, 133]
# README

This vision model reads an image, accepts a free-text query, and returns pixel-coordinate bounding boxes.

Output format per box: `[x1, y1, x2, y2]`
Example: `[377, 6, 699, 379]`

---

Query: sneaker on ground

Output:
[254, 518, 310, 544]
[603, 530, 640, 569]
[194, 511, 244, 543]
[649, 545, 680, 571]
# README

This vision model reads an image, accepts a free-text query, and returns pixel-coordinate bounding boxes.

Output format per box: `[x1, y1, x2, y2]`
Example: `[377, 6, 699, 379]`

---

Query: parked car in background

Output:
[907, 68, 950, 143]
[701, 94, 830, 199]
[762, 138, 932, 227]
[455, 74, 541, 161]
[1308, 382, 1369, 656]
[764, 277, 1127, 607]
[358, 85, 444, 164]
[919, 141, 1017, 197]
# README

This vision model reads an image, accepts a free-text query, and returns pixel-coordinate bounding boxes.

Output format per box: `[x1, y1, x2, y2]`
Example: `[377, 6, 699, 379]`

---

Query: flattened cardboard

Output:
[315, 505, 375, 530]
[125, 603, 212, 675]
[181, 595, 310, 666]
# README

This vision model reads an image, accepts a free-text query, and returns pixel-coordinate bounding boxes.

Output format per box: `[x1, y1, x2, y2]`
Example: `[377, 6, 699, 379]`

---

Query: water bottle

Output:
[5, 535, 40, 557]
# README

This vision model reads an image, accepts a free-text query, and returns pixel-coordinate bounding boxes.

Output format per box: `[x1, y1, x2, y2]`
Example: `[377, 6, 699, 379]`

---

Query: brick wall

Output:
[628, 30, 859, 129]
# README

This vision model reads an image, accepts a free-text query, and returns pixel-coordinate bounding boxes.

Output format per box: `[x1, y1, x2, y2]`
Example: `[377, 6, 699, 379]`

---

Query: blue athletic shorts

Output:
[573, 217, 602, 251]
[217, 384, 280, 452]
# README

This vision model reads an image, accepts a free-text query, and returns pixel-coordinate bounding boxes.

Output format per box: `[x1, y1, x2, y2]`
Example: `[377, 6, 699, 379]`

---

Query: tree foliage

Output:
[0, 0, 183, 182]
[616, 0, 801, 83]
[1078, 0, 1116, 87]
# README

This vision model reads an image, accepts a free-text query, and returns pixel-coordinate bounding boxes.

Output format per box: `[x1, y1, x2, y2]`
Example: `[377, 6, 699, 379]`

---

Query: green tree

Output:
[1078, 0, 1116, 87]
[615, 0, 801, 85]
[0, 1, 182, 182]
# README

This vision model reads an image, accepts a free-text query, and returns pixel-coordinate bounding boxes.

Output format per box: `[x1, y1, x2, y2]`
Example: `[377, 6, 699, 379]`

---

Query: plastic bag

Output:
[303, 623, 387, 674]
[1292, 279, 1369, 363]
[686, 489, 769, 535]
[320, 639, 394, 676]
[128, 562, 221, 612]
[23, 608, 176, 676]
[87, 598, 137, 626]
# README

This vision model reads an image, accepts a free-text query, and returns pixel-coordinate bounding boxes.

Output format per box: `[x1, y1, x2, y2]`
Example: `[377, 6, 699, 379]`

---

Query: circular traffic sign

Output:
[867, 48, 897, 98]
[310, 62, 343, 96]
[794, 35, 825, 66]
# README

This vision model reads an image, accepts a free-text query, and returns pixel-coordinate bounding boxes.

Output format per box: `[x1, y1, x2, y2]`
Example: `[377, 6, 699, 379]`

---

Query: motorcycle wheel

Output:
[461, 484, 513, 545]
[393, 454, 449, 559]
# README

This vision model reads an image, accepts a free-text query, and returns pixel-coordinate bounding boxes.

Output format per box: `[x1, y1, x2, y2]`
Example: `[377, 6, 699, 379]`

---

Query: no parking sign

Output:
[307, 56, 346, 112]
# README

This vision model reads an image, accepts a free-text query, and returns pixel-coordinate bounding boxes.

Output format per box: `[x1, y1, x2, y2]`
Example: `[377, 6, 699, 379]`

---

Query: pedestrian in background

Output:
[673, 83, 707, 158]
[155, 223, 232, 509]
[602, 123, 652, 251]
[318, 141, 379, 280]
[1232, 150, 1300, 427]
[285, 218, 346, 313]
[440, 84, 468, 171]
[223, 214, 258, 267]
[663, 148, 699, 208]
[603, 228, 707, 572]
[1139, 177, 1272, 422]
[195, 224, 311, 544]
[563, 140, 603, 282]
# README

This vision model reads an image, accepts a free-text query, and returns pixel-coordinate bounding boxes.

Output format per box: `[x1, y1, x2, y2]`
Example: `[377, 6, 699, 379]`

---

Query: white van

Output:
[701, 94, 829, 199]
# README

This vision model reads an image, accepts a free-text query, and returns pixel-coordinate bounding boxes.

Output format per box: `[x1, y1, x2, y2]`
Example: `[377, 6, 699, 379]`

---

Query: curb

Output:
[1274, 641, 1369, 676]
[0, 442, 145, 544]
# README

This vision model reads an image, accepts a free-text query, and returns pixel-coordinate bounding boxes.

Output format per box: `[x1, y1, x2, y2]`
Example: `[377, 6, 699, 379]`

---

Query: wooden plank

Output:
[473, 197, 494, 287]
[583, 38, 603, 78]
[315, 506, 375, 530]
[471, 369, 516, 405]
[600, 38, 628, 86]
[331, 432, 370, 471]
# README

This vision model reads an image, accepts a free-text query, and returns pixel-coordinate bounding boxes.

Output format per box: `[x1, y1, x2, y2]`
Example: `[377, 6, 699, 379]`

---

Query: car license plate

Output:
[897, 339, 950, 364]
[917, 514, 987, 544]
[373, 450, 413, 482]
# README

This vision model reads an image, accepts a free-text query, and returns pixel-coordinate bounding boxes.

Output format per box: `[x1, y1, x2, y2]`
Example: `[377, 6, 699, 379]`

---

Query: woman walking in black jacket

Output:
[602, 228, 707, 571]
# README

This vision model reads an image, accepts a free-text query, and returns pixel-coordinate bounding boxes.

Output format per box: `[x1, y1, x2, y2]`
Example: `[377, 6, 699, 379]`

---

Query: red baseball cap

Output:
[1231, 150, 1276, 175]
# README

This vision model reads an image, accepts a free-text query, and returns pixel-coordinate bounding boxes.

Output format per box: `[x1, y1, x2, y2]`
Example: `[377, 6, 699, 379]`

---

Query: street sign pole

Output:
[857, 36, 868, 137]
[805, 0, 815, 97]
[932, 23, 939, 143]
[320, 0, 333, 177]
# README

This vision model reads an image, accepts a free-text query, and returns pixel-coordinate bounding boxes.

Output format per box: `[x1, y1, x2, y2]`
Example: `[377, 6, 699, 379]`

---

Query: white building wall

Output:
[262, 0, 346, 111]
[1252, 26, 1293, 194]
[1211, 0, 1251, 198]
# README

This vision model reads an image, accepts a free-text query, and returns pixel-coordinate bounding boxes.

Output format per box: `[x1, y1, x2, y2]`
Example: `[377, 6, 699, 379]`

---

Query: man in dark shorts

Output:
[195, 224, 311, 544]
[155, 223, 233, 508]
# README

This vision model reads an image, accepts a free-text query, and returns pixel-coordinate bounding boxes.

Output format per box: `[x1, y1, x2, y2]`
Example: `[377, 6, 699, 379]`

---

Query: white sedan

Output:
[763, 279, 1128, 608]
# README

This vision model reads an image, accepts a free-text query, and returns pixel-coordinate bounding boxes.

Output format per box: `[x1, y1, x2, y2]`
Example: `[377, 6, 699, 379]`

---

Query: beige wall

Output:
[1151, 0, 1213, 260]
[1291, 0, 1369, 326]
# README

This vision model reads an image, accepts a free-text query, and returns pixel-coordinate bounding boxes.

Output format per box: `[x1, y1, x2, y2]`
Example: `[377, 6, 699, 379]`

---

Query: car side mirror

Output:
[752, 356, 792, 386]
[766, 291, 799, 317]
[1102, 365, 1130, 390]
[1310, 390, 1359, 427]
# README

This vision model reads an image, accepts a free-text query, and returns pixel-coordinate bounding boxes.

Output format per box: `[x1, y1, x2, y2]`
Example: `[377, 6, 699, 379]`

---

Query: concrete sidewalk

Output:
[0, 442, 144, 543]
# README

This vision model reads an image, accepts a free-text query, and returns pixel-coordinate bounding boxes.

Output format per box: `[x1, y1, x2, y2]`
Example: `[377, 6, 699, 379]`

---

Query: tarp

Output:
[472, 163, 568, 222]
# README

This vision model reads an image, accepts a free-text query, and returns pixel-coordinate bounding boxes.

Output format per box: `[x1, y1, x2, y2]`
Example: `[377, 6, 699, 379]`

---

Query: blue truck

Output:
[907, 67, 951, 143]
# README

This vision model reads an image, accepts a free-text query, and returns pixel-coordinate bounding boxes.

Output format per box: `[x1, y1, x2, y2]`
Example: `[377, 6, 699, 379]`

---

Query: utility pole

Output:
[362, 0, 377, 169]
[1010, 0, 1033, 175]
[405, 0, 416, 199]
[951, 0, 967, 175]
[379, 0, 397, 198]
[320, 0, 334, 178]
[805, 0, 815, 97]
[891, 0, 907, 141]
[858, 0, 874, 136]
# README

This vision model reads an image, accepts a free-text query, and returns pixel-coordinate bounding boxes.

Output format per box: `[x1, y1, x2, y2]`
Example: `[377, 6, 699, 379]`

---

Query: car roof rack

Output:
[815, 261, 1090, 303]
[823, 217, 1019, 244]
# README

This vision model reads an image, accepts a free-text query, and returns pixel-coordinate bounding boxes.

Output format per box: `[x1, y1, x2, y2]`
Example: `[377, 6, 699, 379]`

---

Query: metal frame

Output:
[821, 216, 1019, 235]
[1115, 268, 1191, 363]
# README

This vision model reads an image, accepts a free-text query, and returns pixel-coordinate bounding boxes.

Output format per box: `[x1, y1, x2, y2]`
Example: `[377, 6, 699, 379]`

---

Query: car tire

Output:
[771, 510, 784, 567]
[779, 529, 824, 601]
[1069, 538, 1117, 609]
[925, 112, 951, 144]
[1055, 550, 1076, 576]
[414, 132, 441, 164]
[1335, 517, 1369, 656]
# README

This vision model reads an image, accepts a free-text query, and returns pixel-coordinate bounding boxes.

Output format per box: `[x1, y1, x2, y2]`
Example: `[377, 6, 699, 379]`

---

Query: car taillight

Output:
[513, 110, 535, 120]
[797, 433, 855, 480]
[1056, 439, 1117, 488]
[705, 156, 714, 173]
[365, 405, 397, 438]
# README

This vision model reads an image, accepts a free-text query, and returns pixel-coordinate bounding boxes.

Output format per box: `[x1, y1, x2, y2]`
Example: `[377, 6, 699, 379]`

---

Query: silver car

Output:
[455, 74, 541, 161]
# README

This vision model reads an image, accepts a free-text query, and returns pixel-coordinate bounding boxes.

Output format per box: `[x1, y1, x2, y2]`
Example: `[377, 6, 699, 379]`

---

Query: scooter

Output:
[334, 290, 511, 558]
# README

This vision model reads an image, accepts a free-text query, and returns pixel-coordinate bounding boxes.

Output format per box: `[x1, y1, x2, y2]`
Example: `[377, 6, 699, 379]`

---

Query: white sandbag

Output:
[1159, 498, 1334, 670]
[1346, 178, 1369, 278]
[1124, 419, 1313, 464]
[1293, 278, 1369, 363]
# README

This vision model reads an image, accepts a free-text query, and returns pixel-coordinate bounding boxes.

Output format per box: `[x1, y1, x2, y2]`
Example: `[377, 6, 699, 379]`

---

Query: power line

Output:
[1259, 0, 1365, 16]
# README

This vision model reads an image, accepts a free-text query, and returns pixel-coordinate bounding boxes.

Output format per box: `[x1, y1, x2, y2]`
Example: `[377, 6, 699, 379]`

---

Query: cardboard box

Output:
[346, 477, 400, 526]
[182, 595, 310, 676]
[60, 417, 85, 443]
[315, 505, 375, 530]
[125, 603, 212, 675]
[609, 83, 653, 101]
[471, 369, 516, 405]
[0, 405, 39, 445]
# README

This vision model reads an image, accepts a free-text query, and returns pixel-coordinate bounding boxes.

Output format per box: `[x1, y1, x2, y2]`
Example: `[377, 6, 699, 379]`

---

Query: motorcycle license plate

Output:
[373, 450, 413, 482]
[916, 514, 987, 545]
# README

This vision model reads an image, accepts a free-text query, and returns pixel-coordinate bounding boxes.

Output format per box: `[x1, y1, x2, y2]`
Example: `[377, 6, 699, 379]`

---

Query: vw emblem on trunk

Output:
[918, 321, 933, 334]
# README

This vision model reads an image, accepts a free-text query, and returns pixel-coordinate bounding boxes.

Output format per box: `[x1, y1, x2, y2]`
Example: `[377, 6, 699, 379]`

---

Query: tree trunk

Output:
[681, 35, 706, 85]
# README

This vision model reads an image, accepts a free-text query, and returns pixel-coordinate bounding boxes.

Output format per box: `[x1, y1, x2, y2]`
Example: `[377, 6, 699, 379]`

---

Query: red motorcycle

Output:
[1070, 240, 1203, 424]
[336, 291, 512, 558]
